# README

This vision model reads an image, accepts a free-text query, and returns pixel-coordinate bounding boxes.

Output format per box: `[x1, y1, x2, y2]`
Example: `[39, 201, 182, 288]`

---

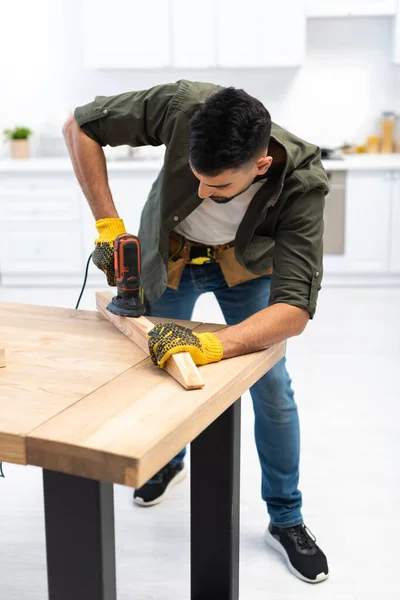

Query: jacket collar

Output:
[234, 135, 288, 256]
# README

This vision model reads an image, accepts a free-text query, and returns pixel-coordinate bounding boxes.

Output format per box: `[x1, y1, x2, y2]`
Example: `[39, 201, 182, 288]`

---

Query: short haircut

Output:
[189, 87, 271, 176]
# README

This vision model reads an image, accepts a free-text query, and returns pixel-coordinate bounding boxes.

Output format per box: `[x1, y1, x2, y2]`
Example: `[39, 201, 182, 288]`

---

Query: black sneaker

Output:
[133, 462, 186, 507]
[265, 522, 329, 583]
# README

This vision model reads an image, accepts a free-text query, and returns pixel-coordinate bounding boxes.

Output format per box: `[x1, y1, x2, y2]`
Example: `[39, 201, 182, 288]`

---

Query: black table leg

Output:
[191, 399, 241, 600]
[42, 469, 117, 600]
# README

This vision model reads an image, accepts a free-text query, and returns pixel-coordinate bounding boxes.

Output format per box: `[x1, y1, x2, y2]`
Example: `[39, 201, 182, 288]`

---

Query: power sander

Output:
[106, 233, 146, 318]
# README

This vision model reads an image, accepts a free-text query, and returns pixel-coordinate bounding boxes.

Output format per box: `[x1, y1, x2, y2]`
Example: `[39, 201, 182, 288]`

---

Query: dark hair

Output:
[189, 87, 271, 176]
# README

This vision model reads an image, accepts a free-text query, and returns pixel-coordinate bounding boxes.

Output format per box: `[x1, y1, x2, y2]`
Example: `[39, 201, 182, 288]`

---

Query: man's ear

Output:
[256, 155, 273, 175]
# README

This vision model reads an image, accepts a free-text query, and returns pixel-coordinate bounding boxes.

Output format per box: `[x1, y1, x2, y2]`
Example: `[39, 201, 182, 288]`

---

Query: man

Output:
[64, 80, 329, 584]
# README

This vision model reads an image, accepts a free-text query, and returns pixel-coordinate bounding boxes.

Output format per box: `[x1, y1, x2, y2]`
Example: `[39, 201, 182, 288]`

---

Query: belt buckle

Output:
[190, 246, 216, 265]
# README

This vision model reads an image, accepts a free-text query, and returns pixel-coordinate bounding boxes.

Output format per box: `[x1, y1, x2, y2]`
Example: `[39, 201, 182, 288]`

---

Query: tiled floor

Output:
[0, 285, 399, 599]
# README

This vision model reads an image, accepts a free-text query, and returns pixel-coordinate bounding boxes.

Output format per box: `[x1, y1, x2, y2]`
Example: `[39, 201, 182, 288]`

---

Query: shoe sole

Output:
[133, 466, 187, 507]
[264, 528, 329, 584]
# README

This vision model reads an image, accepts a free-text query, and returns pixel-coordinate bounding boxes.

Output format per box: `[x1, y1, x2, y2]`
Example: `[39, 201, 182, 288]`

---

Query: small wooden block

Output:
[0, 348, 6, 368]
[96, 292, 204, 390]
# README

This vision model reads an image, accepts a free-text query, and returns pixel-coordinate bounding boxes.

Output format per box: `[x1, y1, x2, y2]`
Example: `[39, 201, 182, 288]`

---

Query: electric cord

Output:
[75, 252, 93, 310]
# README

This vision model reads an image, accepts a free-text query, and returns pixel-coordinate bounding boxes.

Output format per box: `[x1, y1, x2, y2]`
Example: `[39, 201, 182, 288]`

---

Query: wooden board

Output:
[27, 321, 285, 487]
[0, 301, 285, 487]
[0, 348, 5, 368]
[0, 302, 149, 464]
[96, 291, 204, 390]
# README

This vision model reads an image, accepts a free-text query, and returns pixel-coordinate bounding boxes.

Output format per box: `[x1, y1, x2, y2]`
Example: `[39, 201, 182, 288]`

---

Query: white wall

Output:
[1, 0, 400, 156]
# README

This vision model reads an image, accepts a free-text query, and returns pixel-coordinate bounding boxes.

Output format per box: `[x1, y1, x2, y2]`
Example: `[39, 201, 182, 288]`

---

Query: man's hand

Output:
[93, 218, 126, 286]
[148, 323, 223, 368]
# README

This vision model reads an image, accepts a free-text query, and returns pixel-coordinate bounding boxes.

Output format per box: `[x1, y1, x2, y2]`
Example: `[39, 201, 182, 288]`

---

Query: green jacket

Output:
[75, 80, 329, 317]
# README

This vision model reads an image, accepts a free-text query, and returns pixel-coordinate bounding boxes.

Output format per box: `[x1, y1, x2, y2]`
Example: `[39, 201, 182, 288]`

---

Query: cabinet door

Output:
[394, 4, 400, 64]
[307, 0, 397, 17]
[0, 223, 84, 274]
[171, 0, 216, 67]
[216, 0, 306, 67]
[389, 173, 400, 272]
[83, 0, 170, 68]
[345, 171, 391, 273]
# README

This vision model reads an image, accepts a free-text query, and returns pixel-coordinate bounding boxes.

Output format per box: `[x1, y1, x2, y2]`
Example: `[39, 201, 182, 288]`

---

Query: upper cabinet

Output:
[306, 0, 397, 17]
[83, 0, 170, 68]
[216, 0, 306, 68]
[82, 0, 399, 69]
[171, 0, 216, 68]
[83, 0, 306, 69]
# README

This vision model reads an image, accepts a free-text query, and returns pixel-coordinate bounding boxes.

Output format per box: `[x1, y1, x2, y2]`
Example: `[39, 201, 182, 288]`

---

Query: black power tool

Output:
[106, 233, 146, 318]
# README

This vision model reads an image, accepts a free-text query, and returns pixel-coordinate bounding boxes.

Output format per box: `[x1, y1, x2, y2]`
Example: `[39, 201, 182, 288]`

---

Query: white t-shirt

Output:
[174, 179, 267, 245]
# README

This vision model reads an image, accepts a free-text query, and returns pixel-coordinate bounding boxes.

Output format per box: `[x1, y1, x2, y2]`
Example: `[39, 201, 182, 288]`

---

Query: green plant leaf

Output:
[3, 126, 32, 140]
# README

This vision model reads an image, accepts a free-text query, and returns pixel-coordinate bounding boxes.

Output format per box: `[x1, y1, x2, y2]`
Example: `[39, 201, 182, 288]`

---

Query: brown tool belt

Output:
[167, 231, 272, 290]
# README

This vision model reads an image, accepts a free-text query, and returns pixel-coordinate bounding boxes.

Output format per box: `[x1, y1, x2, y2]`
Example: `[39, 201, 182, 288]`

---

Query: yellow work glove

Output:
[93, 218, 126, 286]
[148, 322, 223, 368]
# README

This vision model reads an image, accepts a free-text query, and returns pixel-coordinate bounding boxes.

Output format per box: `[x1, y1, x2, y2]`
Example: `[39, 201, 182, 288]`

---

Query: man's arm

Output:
[215, 187, 325, 358]
[63, 83, 182, 285]
[214, 303, 309, 358]
[64, 82, 181, 221]
[147, 187, 325, 368]
[147, 303, 308, 368]
[63, 116, 118, 220]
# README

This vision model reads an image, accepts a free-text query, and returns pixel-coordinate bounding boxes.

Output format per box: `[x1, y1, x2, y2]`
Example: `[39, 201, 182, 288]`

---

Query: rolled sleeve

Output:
[74, 82, 181, 147]
[269, 189, 325, 319]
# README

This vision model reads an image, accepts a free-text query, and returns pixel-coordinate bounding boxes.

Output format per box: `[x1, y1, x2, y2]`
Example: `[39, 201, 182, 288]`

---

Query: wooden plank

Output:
[0, 302, 147, 464]
[27, 327, 286, 488]
[96, 291, 204, 390]
[0, 348, 5, 368]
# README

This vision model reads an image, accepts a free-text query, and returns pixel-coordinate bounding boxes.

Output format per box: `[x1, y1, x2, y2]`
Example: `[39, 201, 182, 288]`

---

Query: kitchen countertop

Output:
[1, 154, 400, 172]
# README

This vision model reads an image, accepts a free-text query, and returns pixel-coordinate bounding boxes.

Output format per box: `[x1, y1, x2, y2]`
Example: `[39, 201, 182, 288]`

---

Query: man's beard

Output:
[209, 181, 254, 204]
[209, 196, 234, 204]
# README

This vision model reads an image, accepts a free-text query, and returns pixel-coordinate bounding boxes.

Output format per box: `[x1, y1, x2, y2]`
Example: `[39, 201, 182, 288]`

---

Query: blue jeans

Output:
[147, 263, 303, 528]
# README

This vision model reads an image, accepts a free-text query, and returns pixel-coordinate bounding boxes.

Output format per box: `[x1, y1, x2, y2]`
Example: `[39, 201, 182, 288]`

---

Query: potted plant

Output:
[3, 126, 33, 159]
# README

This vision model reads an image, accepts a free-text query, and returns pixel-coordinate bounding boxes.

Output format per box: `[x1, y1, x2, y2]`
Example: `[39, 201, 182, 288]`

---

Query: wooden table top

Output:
[0, 299, 285, 487]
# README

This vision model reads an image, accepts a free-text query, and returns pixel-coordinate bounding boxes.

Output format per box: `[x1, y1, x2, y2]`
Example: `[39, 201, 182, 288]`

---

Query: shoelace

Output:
[290, 524, 317, 550]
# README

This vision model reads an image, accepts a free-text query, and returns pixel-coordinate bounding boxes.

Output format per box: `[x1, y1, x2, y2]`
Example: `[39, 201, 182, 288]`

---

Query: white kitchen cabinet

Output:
[1, 161, 399, 287]
[82, 0, 170, 68]
[0, 190, 80, 222]
[0, 225, 84, 277]
[394, 3, 400, 64]
[344, 171, 392, 273]
[171, 0, 216, 67]
[216, 0, 306, 67]
[0, 173, 85, 285]
[389, 172, 400, 272]
[307, 0, 397, 17]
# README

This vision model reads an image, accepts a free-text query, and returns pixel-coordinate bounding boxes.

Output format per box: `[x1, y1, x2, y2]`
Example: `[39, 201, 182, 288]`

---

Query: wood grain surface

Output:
[96, 291, 204, 389]
[0, 302, 146, 463]
[0, 301, 285, 486]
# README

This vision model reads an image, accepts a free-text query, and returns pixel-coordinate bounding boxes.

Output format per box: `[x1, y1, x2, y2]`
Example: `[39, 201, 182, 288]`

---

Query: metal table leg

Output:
[43, 469, 117, 600]
[191, 399, 241, 600]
